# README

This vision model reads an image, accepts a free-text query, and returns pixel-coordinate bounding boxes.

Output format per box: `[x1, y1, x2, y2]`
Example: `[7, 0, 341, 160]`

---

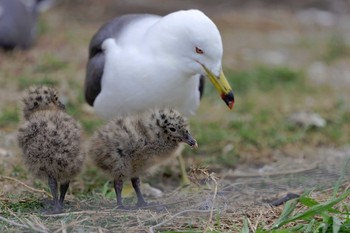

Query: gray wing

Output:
[85, 14, 157, 106]
[199, 75, 205, 99]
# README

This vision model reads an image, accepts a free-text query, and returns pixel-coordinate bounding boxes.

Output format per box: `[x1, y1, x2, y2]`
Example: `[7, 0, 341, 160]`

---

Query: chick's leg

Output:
[131, 177, 147, 207]
[44, 176, 63, 214]
[114, 179, 125, 208]
[59, 182, 70, 207]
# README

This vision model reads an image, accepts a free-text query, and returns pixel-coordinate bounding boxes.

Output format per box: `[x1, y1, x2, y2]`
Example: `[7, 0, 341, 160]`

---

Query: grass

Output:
[16, 63, 347, 160]
[323, 34, 350, 63]
[1, 195, 43, 217]
[268, 191, 350, 232]
[226, 66, 305, 94]
[0, 2, 350, 232]
[0, 106, 19, 128]
[1, 62, 349, 231]
[17, 76, 59, 91]
[253, 160, 350, 233]
[190, 65, 349, 166]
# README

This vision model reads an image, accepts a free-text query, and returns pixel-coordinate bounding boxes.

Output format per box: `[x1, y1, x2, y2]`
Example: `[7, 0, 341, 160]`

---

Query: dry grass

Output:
[1, 163, 350, 232]
[1, 1, 350, 232]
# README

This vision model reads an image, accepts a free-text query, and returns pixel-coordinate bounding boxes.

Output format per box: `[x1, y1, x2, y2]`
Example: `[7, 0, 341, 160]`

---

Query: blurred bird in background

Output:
[0, 0, 54, 50]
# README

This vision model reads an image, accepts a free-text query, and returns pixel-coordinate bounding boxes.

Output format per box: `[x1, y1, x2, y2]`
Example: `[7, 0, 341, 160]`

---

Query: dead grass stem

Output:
[52, 217, 89, 233]
[0, 215, 48, 233]
[149, 209, 214, 233]
[0, 175, 51, 197]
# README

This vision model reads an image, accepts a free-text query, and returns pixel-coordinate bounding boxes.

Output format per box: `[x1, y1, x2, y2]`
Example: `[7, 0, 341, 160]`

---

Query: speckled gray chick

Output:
[17, 86, 84, 214]
[88, 108, 197, 208]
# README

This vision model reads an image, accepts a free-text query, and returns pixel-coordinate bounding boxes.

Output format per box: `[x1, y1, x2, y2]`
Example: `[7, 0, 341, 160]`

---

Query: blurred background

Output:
[0, 0, 350, 230]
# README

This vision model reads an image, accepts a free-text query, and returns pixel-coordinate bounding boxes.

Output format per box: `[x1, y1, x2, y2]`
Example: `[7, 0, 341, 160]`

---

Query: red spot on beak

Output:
[228, 101, 234, 109]
[221, 91, 235, 110]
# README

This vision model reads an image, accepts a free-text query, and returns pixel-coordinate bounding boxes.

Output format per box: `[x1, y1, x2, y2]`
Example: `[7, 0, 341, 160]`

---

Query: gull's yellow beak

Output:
[202, 65, 234, 109]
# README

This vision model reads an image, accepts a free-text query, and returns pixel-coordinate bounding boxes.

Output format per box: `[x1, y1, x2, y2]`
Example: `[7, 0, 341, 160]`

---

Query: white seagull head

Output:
[149, 9, 234, 109]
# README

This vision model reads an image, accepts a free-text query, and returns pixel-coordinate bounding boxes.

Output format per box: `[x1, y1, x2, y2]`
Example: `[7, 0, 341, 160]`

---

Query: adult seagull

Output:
[85, 9, 234, 182]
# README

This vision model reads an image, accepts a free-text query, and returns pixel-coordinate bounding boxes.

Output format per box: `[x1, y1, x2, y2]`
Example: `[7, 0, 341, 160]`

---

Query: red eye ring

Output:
[195, 47, 204, 54]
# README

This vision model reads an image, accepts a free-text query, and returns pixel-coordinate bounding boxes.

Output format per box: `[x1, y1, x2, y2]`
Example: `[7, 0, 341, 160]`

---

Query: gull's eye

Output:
[195, 47, 204, 54]
[169, 127, 176, 132]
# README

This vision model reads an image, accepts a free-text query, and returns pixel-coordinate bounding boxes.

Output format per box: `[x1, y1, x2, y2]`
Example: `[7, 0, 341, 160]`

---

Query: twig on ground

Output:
[204, 171, 218, 233]
[74, 224, 109, 232]
[53, 217, 89, 233]
[345, 183, 350, 191]
[188, 166, 219, 232]
[254, 209, 264, 232]
[230, 164, 318, 178]
[0, 175, 51, 197]
[60, 220, 67, 233]
[0, 197, 11, 202]
[5, 204, 31, 227]
[42, 209, 135, 217]
[247, 217, 254, 232]
[0, 215, 48, 233]
[42, 210, 112, 217]
[26, 215, 48, 233]
[323, 182, 350, 193]
[149, 209, 214, 233]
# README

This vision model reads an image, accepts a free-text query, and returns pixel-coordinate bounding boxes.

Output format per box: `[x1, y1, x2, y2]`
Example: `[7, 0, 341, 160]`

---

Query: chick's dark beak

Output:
[58, 101, 66, 111]
[182, 132, 198, 149]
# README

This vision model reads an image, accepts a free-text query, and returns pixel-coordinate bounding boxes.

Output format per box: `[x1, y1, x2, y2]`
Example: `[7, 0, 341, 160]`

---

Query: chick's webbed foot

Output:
[41, 198, 55, 208]
[42, 203, 64, 214]
[41, 198, 64, 214]
[131, 177, 163, 209]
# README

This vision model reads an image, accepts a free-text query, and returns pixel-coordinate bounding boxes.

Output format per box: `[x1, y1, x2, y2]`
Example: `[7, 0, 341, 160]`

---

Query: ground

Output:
[0, 0, 350, 232]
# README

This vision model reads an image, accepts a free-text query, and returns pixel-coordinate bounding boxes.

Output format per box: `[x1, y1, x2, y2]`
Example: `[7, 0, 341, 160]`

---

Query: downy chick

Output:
[17, 86, 84, 214]
[88, 108, 197, 208]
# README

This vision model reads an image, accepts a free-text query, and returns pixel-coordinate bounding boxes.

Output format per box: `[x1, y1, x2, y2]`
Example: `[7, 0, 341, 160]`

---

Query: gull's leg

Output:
[173, 144, 190, 186]
[114, 179, 125, 209]
[59, 181, 70, 207]
[131, 177, 147, 207]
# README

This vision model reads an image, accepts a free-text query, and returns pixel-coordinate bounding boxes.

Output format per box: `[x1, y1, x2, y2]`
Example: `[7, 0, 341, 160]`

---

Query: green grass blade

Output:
[299, 196, 341, 214]
[315, 222, 328, 233]
[332, 216, 342, 233]
[303, 219, 315, 233]
[272, 189, 350, 229]
[101, 181, 114, 198]
[333, 158, 350, 198]
[241, 218, 249, 233]
[272, 199, 298, 228]
[298, 196, 319, 207]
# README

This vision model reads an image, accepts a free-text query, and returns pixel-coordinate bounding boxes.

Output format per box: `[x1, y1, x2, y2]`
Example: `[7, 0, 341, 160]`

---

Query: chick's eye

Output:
[169, 127, 176, 132]
[195, 47, 204, 54]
